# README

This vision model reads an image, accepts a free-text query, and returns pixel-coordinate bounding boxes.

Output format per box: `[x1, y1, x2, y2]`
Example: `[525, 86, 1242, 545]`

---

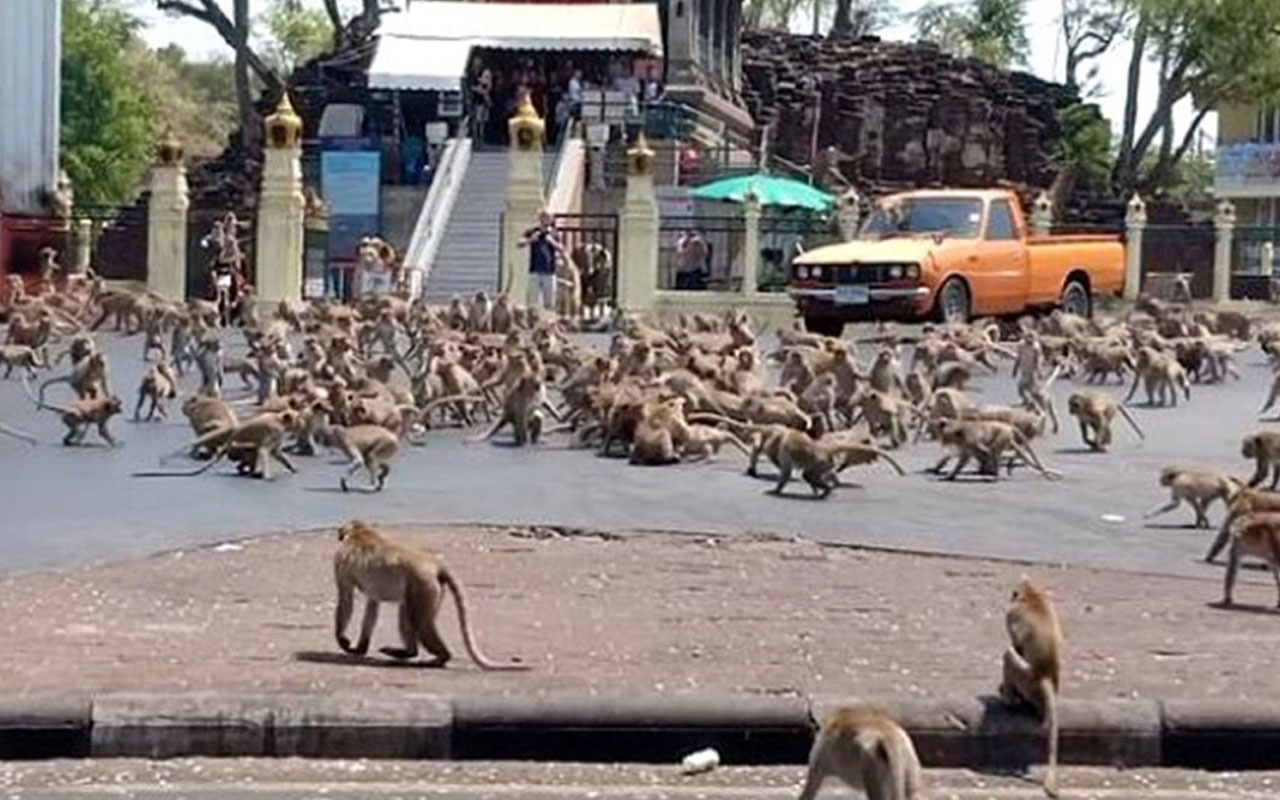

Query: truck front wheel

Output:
[1061, 278, 1092, 318]
[934, 278, 970, 324]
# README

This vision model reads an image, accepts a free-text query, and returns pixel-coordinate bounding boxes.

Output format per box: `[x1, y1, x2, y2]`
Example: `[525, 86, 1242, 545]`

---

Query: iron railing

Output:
[658, 215, 746, 291]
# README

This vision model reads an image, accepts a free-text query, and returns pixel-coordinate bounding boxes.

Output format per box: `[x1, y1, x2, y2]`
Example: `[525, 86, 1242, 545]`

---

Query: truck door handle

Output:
[967, 255, 979, 262]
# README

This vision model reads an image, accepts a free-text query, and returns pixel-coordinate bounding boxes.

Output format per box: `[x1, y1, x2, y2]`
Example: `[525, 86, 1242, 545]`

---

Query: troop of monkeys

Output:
[333, 517, 1060, 800]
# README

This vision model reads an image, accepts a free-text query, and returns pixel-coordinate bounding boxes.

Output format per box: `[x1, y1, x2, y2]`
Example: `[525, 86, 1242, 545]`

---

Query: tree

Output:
[1047, 103, 1113, 212]
[829, 0, 897, 39]
[61, 0, 158, 205]
[1059, 0, 1129, 95]
[151, 45, 238, 159]
[155, 0, 284, 149]
[257, 0, 333, 75]
[1113, 0, 1280, 195]
[914, 0, 1029, 68]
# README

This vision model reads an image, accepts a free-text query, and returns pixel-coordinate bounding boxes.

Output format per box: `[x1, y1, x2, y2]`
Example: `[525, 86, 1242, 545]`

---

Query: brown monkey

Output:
[1124, 346, 1190, 407]
[143, 411, 300, 479]
[38, 351, 110, 403]
[1067, 390, 1144, 452]
[0, 344, 46, 379]
[470, 374, 548, 446]
[135, 362, 179, 421]
[681, 423, 750, 461]
[1206, 487, 1280, 563]
[630, 398, 690, 466]
[1219, 512, 1280, 608]
[1000, 578, 1062, 798]
[333, 519, 529, 669]
[932, 419, 1057, 481]
[181, 395, 238, 458]
[795, 705, 924, 800]
[1144, 466, 1240, 529]
[33, 394, 124, 447]
[309, 417, 401, 493]
[1242, 430, 1280, 489]
[770, 427, 905, 498]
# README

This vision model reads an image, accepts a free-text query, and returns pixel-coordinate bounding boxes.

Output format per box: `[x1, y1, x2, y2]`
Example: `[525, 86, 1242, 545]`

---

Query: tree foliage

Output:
[742, 0, 893, 36]
[151, 46, 238, 160]
[914, 0, 1029, 68]
[61, 0, 158, 205]
[257, 0, 333, 75]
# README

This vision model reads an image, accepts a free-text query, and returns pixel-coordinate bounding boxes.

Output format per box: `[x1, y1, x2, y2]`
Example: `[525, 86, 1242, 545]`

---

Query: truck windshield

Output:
[859, 198, 984, 240]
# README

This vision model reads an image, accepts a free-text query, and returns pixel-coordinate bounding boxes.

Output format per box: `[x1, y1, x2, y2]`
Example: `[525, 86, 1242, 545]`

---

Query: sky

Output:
[131, 0, 1211, 150]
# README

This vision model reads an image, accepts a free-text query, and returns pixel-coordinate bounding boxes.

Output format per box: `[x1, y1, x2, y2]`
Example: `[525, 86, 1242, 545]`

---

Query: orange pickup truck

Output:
[789, 189, 1124, 335]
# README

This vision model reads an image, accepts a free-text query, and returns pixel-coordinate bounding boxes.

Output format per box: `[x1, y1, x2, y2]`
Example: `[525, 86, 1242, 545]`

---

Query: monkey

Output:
[932, 418, 1057, 481]
[195, 337, 224, 398]
[0, 344, 47, 379]
[24, 383, 124, 447]
[798, 373, 840, 434]
[769, 427, 906, 498]
[795, 705, 923, 800]
[868, 347, 906, 397]
[53, 334, 95, 367]
[1219, 512, 1280, 609]
[332, 519, 529, 669]
[38, 351, 110, 404]
[468, 291, 492, 332]
[1066, 390, 1144, 452]
[629, 397, 691, 466]
[181, 394, 238, 458]
[140, 306, 168, 362]
[1000, 577, 1062, 798]
[1144, 466, 1241, 529]
[308, 413, 401, 493]
[1077, 345, 1134, 385]
[1242, 430, 1280, 489]
[134, 361, 179, 422]
[680, 423, 751, 461]
[141, 411, 300, 479]
[1205, 487, 1280, 563]
[1256, 370, 1280, 418]
[169, 316, 195, 376]
[1018, 363, 1063, 435]
[490, 292, 514, 334]
[470, 374, 548, 446]
[850, 389, 916, 448]
[1124, 346, 1190, 407]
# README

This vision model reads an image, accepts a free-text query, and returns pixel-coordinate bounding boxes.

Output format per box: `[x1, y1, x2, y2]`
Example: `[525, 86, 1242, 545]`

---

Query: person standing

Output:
[519, 210, 565, 310]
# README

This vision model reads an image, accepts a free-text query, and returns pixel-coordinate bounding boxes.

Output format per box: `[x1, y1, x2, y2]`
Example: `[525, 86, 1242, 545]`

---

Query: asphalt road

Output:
[2, 760, 1277, 800]
[0, 329, 1270, 576]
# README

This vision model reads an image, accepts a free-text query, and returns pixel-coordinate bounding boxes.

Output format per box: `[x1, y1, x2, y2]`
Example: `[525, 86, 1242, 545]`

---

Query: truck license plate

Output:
[835, 285, 870, 305]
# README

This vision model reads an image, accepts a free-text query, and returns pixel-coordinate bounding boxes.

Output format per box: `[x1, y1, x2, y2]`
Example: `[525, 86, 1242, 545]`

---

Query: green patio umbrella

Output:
[690, 173, 835, 212]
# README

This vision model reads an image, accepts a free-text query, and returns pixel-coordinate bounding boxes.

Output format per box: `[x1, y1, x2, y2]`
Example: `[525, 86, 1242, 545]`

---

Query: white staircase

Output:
[424, 148, 557, 303]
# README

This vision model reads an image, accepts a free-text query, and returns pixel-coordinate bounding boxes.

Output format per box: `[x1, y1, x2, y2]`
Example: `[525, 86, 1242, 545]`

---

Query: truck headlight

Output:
[796, 266, 809, 280]
[906, 264, 920, 279]
[888, 265, 903, 280]
[811, 266, 823, 280]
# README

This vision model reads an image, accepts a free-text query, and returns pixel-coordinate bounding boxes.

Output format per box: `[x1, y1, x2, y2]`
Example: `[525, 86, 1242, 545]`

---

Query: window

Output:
[1258, 105, 1279, 143]
[986, 200, 1018, 241]
[859, 197, 983, 239]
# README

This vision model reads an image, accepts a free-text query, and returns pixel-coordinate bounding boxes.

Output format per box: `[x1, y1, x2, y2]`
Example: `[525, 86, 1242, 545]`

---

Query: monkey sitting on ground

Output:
[1066, 390, 1144, 452]
[1205, 487, 1280, 563]
[1000, 577, 1062, 798]
[1219, 512, 1280, 609]
[333, 519, 529, 670]
[1144, 465, 1241, 529]
[795, 705, 924, 800]
[1242, 430, 1280, 490]
[469, 374, 549, 447]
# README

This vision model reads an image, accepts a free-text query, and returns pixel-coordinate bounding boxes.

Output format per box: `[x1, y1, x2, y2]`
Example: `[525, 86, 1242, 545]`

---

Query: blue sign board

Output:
[321, 146, 381, 261]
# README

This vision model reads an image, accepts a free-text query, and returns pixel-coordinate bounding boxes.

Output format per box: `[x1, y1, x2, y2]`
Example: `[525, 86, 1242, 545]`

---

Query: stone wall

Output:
[741, 32, 1078, 200]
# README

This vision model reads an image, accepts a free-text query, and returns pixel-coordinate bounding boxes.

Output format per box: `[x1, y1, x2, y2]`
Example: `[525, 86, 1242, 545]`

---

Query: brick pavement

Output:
[0, 524, 1275, 699]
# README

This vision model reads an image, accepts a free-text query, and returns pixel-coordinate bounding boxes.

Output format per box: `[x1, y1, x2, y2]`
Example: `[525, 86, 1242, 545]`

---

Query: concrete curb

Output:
[0, 692, 1277, 768]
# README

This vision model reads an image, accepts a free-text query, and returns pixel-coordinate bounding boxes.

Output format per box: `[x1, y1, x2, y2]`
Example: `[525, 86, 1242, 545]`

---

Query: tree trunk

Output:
[830, 0, 852, 38]
[233, 0, 256, 151]
[1112, 16, 1146, 194]
[322, 0, 345, 48]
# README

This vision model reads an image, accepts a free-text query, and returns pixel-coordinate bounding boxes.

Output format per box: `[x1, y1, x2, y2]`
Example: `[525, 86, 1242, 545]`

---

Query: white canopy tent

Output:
[368, 1, 664, 93]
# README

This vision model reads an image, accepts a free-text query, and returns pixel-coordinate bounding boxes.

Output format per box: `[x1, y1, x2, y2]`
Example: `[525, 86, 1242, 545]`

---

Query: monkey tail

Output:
[438, 567, 530, 671]
[132, 446, 228, 478]
[1115, 404, 1145, 440]
[0, 422, 37, 446]
[1041, 676, 1059, 798]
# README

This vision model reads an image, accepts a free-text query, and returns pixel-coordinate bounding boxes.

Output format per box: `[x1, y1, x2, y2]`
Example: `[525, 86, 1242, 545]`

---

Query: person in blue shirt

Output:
[519, 210, 566, 311]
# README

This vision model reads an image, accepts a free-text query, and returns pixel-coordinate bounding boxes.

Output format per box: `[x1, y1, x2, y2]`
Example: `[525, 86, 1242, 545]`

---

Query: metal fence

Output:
[758, 213, 841, 293]
[658, 215, 746, 291]
[554, 213, 619, 313]
[185, 208, 257, 301]
[1140, 224, 1215, 299]
[76, 204, 149, 282]
[1232, 226, 1280, 274]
